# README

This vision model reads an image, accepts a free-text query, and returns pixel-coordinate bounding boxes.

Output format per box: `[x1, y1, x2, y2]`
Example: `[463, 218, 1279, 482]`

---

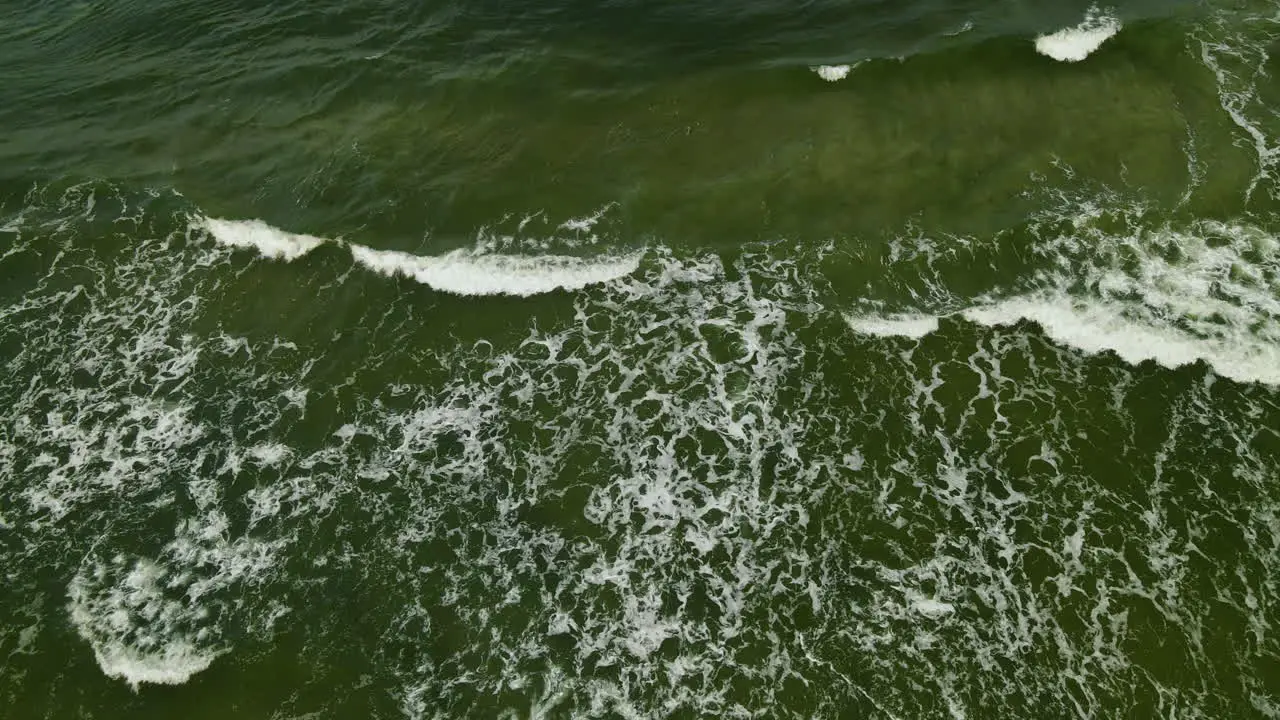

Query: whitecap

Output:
[197, 215, 641, 295]
[349, 244, 643, 297]
[845, 291, 1280, 386]
[200, 217, 327, 261]
[960, 294, 1280, 386]
[1035, 7, 1122, 62]
[84, 639, 224, 690]
[813, 64, 853, 82]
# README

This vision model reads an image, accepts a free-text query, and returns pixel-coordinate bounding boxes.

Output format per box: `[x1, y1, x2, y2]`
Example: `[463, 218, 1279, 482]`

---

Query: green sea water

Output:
[3, 0, 1280, 717]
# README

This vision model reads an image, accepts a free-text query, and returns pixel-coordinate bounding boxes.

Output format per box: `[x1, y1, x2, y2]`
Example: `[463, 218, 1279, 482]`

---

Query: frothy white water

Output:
[200, 217, 326, 261]
[911, 596, 956, 618]
[9, 182, 1280, 716]
[67, 556, 225, 690]
[198, 215, 641, 296]
[844, 312, 940, 339]
[962, 294, 1280, 384]
[813, 65, 852, 82]
[65, 511, 285, 689]
[868, 198, 1280, 386]
[847, 291, 1280, 386]
[350, 244, 643, 296]
[1035, 7, 1121, 62]
[81, 637, 222, 690]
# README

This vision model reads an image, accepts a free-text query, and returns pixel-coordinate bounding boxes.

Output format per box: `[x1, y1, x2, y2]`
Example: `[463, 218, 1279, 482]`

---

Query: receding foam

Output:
[67, 556, 226, 691]
[1035, 7, 1121, 62]
[350, 245, 642, 297]
[201, 217, 326, 261]
[83, 638, 224, 690]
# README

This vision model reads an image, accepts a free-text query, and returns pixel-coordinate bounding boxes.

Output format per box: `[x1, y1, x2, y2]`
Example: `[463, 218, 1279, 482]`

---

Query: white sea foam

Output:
[1035, 7, 1121, 62]
[83, 637, 223, 689]
[198, 215, 640, 295]
[248, 441, 293, 467]
[349, 244, 642, 296]
[912, 597, 956, 618]
[960, 294, 1280, 385]
[859, 210, 1280, 386]
[67, 556, 225, 690]
[844, 312, 940, 339]
[10, 182, 1280, 716]
[200, 217, 327, 261]
[813, 65, 852, 82]
[66, 510, 285, 689]
[558, 204, 616, 233]
[1195, 6, 1280, 201]
[846, 290, 1280, 386]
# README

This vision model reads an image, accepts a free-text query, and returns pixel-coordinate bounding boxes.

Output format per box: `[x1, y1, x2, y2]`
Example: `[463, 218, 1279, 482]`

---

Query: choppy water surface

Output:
[3, 0, 1280, 718]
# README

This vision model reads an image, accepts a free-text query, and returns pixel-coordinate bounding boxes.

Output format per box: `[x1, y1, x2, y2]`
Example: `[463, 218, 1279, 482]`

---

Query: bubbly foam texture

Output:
[392, 248, 844, 718]
[859, 201, 1280, 386]
[6, 179, 1280, 717]
[197, 214, 641, 296]
[349, 244, 643, 296]
[962, 292, 1280, 384]
[68, 555, 224, 690]
[1195, 4, 1280, 201]
[1, 186, 294, 694]
[1035, 7, 1121, 62]
[844, 312, 940, 338]
[201, 217, 325, 261]
[813, 64, 852, 81]
[66, 509, 284, 689]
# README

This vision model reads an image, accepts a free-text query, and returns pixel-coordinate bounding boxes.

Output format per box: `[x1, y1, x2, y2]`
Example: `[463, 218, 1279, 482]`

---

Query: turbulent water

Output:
[3, 0, 1280, 717]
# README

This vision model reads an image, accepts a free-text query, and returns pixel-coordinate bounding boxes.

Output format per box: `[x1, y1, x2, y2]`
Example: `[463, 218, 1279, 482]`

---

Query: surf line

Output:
[196, 216, 644, 297]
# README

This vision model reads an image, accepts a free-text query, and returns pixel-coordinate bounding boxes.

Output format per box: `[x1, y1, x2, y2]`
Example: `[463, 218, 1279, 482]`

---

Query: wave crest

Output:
[1035, 7, 1121, 62]
[198, 216, 642, 297]
[350, 245, 643, 297]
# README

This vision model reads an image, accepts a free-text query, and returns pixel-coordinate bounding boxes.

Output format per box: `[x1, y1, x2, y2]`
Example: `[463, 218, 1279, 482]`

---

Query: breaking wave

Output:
[5, 173, 1280, 718]
[847, 207, 1280, 385]
[201, 216, 325, 261]
[1035, 6, 1122, 62]
[812, 64, 854, 82]
[349, 244, 643, 296]
[847, 290, 1280, 386]
[200, 216, 642, 297]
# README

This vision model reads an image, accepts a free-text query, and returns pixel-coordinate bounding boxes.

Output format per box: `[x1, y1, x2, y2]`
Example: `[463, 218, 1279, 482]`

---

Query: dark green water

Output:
[3, 0, 1280, 717]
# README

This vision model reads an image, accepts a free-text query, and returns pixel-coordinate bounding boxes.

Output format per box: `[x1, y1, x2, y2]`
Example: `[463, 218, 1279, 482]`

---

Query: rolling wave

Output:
[1034, 6, 1122, 62]
[200, 216, 643, 297]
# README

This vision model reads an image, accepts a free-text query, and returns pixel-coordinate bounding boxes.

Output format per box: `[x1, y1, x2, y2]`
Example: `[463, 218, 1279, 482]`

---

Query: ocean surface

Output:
[3, 0, 1280, 717]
